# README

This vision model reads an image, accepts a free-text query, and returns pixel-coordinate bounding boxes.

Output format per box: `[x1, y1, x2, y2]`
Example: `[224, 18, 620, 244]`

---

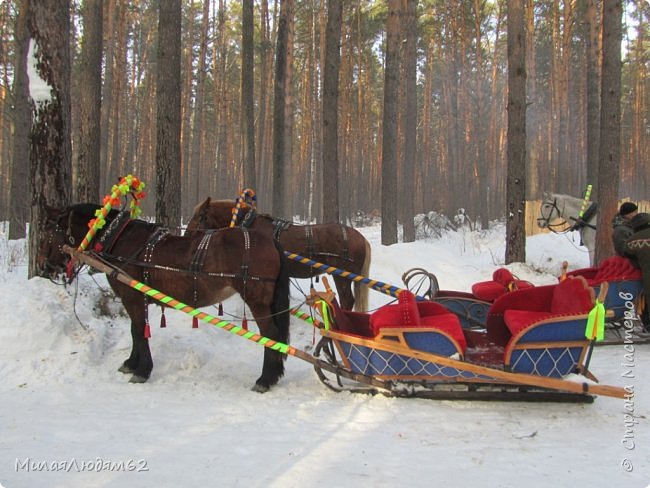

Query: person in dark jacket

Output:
[612, 202, 638, 256]
[625, 212, 650, 330]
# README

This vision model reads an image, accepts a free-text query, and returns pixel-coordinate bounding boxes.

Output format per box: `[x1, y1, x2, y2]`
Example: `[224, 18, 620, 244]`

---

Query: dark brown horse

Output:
[37, 203, 290, 392]
[186, 198, 371, 311]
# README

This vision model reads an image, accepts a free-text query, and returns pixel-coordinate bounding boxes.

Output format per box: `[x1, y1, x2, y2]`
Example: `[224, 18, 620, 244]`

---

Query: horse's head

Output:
[187, 197, 251, 232]
[536, 192, 564, 230]
[36, 204, 101, 280]
[186, 197, 212, 233]
[37, 206, 75, 280]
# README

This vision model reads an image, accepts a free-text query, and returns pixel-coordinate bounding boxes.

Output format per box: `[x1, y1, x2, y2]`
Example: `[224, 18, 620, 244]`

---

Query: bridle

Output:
[40, 211, 78, 283]
[537, 198, 571, 234]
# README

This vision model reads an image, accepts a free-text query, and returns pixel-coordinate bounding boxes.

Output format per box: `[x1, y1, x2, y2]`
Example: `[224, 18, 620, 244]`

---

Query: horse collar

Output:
[272, 218, 291, 241]
[94, 211, 131, 253]
[241, 209, 257, 228]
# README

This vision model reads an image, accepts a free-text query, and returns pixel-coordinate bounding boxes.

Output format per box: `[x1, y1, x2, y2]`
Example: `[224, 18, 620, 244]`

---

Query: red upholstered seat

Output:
[502, 276, 595, 338]
[503, 310, 558, 337]
[369, 291, 467, 351]
[550, 277, 594, 313]
[486, 276, 594, 346]
[471, 268, 534, 302]
[567, 256, 642, 285]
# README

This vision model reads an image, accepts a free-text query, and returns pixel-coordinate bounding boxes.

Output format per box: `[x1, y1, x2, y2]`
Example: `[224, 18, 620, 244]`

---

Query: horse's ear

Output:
[43, 205, 60, 221]
[193, 197, 211, 215]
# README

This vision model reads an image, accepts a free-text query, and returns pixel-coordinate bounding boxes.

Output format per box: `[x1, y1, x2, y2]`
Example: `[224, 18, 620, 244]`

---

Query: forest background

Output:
[0, 0, 648, 237]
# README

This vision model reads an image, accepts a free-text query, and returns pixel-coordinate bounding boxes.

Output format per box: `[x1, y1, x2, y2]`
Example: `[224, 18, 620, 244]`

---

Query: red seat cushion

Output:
[420, 314, 467, 351]
[486, 278, 591, 346]
[493, 268, 515, 286]
[369, 291, 467, 351]
[592, 256, 642, 283]
[550, 277, 594, 314]
[568, 256, 642, 285]
[370, 291, 420, 334]
[472, 280, 507, 301]
[472, 268, 534, 302]
[504, 310, 558, 337]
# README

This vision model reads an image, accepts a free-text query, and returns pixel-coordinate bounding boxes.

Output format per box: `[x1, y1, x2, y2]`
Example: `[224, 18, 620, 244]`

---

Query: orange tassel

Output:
[192, 316, 199, 329]
[144, 322, 151, 339]
[218, 303, 223, 315]
[242, 318, 248, 330]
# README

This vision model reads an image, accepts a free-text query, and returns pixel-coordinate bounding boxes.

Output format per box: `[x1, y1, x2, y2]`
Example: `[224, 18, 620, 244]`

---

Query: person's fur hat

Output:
[619, 202, 638, 216]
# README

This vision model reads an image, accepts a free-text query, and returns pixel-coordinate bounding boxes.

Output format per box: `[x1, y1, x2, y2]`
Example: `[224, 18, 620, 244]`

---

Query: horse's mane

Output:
[69, 203, 120, 222]
[207, 200, 279, 223]
[549, 193, 596, 211]
[548, 193, 583, 204]
[70, 203, 101, 218]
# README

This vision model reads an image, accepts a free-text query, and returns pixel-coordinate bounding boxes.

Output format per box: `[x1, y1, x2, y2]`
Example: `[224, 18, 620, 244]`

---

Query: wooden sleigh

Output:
[307, 276, 625, 402]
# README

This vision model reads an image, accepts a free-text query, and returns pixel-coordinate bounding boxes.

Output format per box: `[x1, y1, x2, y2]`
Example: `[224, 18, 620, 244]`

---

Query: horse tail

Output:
[354, 239, 371, 312]
[271, 239, 291, 355]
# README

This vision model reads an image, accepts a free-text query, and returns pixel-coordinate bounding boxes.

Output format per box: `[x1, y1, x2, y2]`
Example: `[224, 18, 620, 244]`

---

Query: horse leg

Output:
[117, 291, 154, 383]
[248, 311, 286, 393]
[118, 334, 138, 375]
[334, 275, 355, 310]
[247, 280, 290, 392]
[353, 241, 371, 312]
[583, 228, 596, 266]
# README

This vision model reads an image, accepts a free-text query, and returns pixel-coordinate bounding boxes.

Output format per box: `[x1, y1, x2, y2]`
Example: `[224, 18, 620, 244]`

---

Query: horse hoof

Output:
[251, 383, 270, 393]
[129, 375, 148, 384]
[118, 364, 135, 374]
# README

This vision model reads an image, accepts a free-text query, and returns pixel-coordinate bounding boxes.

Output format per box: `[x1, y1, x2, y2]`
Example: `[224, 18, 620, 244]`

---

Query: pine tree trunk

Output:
[75, 0, 103, 203]
[272, 0, 294, 217]
[322, 0, 342, 223]
[595, 0, 622, 263]
[505, 0, 527, 264]
[401, 0, 417, 242]
[241, 0, 256, 189]
[180, 2, 196, 215]
[9, 0, 30, 240]
[190, 0, 210, 206]
[585, 0, 601, 190]
[156, 0, 182, 230]
[28, 0, 73, 278]
[381, 0, 400, 245]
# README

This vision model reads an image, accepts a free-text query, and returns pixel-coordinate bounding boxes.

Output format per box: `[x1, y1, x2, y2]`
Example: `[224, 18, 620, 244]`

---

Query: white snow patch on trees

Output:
[27, 39, 52, 104]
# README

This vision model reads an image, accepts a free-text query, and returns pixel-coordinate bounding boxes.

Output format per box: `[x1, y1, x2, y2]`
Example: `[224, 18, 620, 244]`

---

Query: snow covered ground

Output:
[0, 223, 648, 487]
